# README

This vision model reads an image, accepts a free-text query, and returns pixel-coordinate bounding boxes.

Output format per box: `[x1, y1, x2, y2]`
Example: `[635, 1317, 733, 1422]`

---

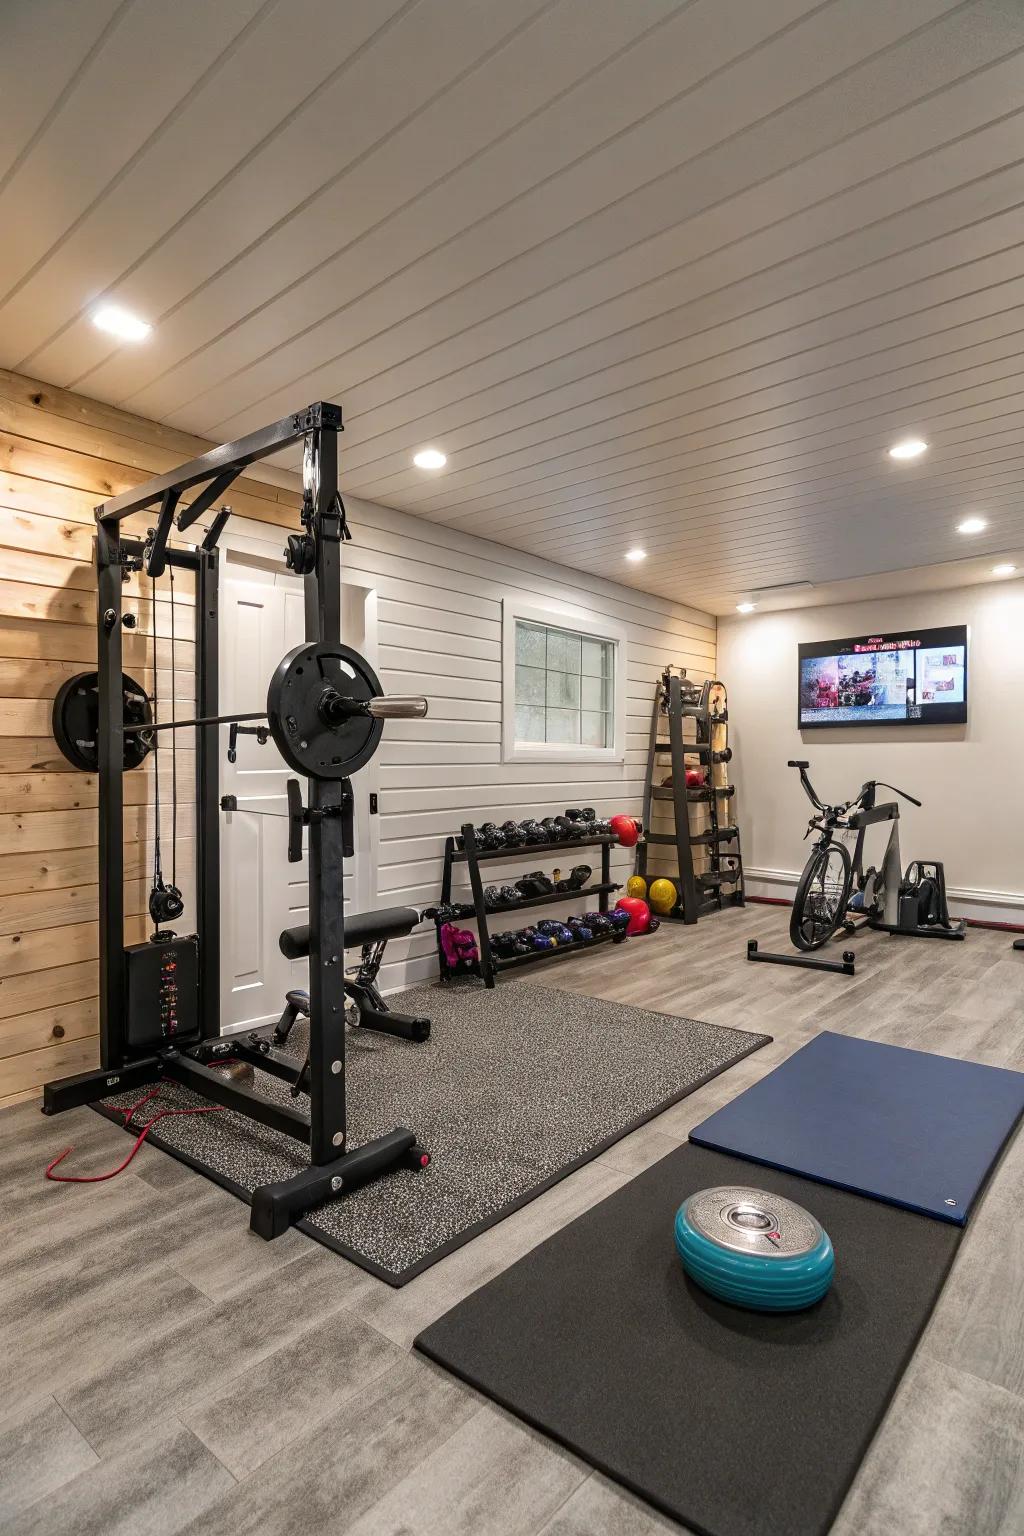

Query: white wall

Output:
[718, 580, 1024, 923]
[224, 492, 716, 987]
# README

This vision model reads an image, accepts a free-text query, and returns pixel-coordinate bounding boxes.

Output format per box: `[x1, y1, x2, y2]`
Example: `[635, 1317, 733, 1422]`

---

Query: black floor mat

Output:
[415, 1143, 961, 1536]
[99, 981, 770, 1285]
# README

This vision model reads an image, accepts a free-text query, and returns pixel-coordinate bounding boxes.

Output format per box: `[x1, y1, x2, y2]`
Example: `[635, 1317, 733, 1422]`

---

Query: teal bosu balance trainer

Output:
[674, 1186, 834, 1312]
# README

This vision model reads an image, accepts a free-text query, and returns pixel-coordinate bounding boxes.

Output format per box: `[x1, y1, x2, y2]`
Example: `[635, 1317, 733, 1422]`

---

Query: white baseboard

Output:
[744, 867, 1024, 928]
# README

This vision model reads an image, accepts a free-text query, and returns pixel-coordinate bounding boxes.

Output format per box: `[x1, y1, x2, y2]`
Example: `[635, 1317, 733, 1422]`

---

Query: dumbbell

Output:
[501, 820, 522, 845]
[517, 819, 545, 844]
[564, 807, 596, 824]
[538, 920, 574, 945]
[476, 822, 504, 850]
[584, 912, 613, 935]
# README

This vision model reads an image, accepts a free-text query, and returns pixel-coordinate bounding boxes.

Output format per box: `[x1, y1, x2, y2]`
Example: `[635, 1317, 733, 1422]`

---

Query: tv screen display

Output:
[798, 624, 967, 728]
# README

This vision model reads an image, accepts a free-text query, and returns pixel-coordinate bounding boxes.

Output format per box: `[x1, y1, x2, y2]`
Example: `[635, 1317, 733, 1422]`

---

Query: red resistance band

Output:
[45, 1083, 225, 1184]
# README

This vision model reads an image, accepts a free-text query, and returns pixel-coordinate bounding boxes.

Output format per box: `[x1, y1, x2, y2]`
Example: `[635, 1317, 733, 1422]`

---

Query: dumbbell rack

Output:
[437, 823, 621, 988]
[636, 670, 745, 924]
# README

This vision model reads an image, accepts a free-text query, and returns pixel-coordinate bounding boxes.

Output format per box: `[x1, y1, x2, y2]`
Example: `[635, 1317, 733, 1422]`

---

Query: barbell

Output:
[52, 640, 428, 781]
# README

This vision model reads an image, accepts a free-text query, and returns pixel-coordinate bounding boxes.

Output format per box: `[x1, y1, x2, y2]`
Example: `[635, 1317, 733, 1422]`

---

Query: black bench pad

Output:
[279, 906, 418, 958]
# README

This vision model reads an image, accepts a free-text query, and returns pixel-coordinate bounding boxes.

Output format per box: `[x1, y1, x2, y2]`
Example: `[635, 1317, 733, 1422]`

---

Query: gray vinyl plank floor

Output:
[2, 906, 1022, 1535]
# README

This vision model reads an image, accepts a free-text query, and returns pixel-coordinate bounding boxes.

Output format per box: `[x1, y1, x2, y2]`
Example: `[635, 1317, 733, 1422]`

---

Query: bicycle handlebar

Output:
[788, 760, 923, 821]
[873, 780, 923, 808]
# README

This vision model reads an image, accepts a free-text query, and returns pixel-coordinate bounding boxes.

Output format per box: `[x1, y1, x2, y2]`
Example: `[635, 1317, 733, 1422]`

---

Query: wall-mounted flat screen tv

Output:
[798, 624, 967, 728]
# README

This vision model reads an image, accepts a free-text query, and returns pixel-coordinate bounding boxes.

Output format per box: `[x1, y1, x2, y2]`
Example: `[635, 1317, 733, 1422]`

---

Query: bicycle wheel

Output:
[790, 842, 852, 951]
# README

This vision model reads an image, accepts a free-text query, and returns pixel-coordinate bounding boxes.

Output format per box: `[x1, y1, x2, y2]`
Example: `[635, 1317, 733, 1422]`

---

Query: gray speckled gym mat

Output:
[98, 980, 771, 1285]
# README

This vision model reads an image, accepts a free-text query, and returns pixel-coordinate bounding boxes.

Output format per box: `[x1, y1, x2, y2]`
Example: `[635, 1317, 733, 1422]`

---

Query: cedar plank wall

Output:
[0, 369, 302, 1108]
[0, 367, 717, 1107]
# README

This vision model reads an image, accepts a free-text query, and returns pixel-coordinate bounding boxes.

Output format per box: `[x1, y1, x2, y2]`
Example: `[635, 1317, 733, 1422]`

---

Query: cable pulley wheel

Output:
[52, 671, 152, 772]
[266, 641, 384, 780]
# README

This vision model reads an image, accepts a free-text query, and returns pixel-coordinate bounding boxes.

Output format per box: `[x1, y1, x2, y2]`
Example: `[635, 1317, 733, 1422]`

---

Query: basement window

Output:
[502, 600, 625, 763]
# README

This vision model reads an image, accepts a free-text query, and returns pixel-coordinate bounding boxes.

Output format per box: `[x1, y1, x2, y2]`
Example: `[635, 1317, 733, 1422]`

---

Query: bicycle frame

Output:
[788, 761, 921, 929]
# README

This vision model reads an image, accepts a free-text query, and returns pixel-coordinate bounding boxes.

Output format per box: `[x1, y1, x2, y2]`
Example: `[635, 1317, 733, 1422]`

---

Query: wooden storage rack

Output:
[635, 669, 745, 923]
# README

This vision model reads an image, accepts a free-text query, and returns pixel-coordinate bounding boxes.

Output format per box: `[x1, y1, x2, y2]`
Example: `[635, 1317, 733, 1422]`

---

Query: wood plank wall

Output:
[0, 366, 717, 1107]
[0, 368, 304, 1108]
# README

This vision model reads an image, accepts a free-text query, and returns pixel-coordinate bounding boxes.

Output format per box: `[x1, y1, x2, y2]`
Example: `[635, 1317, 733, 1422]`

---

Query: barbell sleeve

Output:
[363, 695, 429, 720]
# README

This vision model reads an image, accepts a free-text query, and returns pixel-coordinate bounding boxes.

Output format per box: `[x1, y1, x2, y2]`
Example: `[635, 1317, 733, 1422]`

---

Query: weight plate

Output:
[674, 1185, 834, 1312]
[267, 641, 383, 780]
[52, 671, 152, 772]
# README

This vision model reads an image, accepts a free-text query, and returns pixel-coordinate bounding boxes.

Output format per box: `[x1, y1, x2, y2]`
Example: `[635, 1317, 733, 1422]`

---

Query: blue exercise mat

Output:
[690, 1031, 1024, 1225]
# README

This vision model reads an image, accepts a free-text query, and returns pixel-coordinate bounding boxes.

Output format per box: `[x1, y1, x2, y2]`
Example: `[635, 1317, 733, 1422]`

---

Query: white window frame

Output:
[501, 598, 626, 764]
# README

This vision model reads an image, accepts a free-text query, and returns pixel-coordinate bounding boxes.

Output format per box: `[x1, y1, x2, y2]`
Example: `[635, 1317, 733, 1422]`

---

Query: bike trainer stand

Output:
[747, 939, 856, 976]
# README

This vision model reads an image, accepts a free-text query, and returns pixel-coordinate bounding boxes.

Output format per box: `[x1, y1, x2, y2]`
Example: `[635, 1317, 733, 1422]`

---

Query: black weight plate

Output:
[267, 641, 383, 780]
[52, 671, 152, 772]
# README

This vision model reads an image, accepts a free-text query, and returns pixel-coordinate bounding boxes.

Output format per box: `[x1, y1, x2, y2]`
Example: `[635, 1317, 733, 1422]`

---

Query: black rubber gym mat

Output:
[415, 1143, 962, 1536]
[96, 981, 769, 1286]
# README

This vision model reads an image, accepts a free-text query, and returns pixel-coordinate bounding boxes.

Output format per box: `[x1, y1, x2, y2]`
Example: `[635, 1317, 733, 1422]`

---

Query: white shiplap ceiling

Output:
[3, 0, 1024, 614]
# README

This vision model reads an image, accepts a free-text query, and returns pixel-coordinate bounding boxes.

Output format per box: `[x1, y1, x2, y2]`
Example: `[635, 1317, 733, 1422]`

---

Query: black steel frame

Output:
[42, 403, 423, 1238]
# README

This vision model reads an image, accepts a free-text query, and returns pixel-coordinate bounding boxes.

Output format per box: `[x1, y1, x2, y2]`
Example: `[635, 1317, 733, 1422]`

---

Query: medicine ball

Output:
[609, 814, 642, 848]
[615, 896, 651, 935]
[648, 878, 677, 915]
[626, 875, 647, 899]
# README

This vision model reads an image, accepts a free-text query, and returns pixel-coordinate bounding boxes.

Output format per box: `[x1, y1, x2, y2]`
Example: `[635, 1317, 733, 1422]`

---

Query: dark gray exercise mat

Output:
[98, 981, 770, 1285]
[415, 1143, 962, 1536]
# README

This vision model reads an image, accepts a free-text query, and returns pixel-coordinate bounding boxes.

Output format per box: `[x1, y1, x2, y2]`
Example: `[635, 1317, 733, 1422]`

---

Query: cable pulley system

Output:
[43, 399, 434, 1242]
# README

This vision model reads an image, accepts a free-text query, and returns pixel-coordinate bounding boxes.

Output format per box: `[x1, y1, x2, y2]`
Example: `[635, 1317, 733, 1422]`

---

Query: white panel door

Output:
[219, 560, 372, 1031]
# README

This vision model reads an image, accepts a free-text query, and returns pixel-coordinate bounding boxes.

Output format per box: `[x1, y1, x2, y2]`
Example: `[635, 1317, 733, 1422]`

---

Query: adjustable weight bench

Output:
[275, 906, 430, 1045]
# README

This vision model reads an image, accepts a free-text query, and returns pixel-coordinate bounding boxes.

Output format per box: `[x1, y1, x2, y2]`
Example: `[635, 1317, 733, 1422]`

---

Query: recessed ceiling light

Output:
[992, 562, 1016, 576]
[957, 516, 987, 535]
[413, 448, 446, 470]
[888, 437, 928, 461]
[625, 547, 647, 562]
[736, 602, 757, 614]
[91, 303, 151, 341]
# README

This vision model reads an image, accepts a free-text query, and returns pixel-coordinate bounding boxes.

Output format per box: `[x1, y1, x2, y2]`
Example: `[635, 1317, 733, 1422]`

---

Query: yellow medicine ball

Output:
[648, 878, 677, 914]
[626, 875, 647, 900]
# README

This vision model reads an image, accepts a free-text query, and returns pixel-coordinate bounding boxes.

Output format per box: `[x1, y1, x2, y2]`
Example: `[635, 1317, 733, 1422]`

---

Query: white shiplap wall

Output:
[225, 491, 716, 990]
